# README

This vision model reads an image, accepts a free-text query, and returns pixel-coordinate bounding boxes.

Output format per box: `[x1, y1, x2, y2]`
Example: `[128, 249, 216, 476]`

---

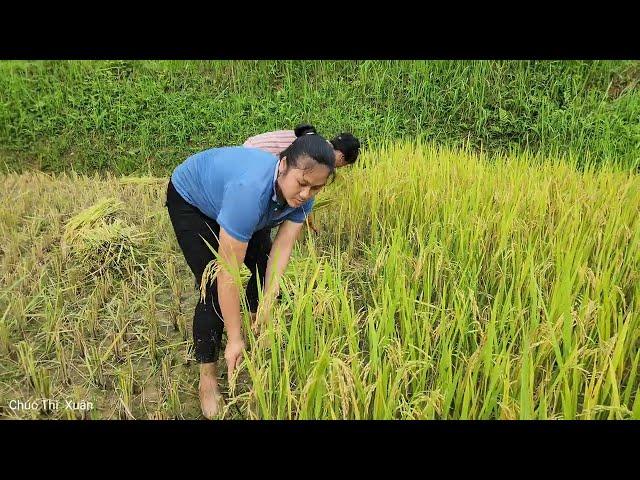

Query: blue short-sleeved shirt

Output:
[170, 146, 314, 242]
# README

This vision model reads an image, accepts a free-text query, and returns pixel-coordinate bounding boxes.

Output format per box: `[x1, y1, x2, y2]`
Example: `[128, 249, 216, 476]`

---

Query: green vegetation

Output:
[1, 60, 639, 174]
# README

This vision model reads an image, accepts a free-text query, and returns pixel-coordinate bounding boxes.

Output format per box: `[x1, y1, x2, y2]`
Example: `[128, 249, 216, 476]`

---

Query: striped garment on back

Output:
[243, 130, 297, 156]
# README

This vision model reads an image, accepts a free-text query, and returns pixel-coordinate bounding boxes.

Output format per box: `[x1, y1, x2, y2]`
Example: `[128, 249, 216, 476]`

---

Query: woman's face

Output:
[278, 155, 330, 208]
[334, 150, 348, 168]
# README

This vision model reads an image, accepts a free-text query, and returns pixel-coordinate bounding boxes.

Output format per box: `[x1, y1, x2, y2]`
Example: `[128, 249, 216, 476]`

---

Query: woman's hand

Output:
[252, 302, 271, 334]
[306, 217, 319, 235]
[224, 336, 245, 380]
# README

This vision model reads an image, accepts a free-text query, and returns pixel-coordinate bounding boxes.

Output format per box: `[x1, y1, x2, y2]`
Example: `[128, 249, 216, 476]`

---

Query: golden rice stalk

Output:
[118, 176, 165, 185]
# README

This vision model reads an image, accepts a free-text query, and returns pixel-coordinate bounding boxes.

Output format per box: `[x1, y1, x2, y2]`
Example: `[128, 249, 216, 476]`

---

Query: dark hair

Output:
[280, 132, 335, 179]
[330, 133, 360, 164]
[294, 123, 317, 137]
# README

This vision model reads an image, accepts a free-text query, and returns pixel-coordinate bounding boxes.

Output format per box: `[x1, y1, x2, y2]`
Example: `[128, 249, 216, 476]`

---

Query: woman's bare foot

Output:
[199, 362, 223, 419]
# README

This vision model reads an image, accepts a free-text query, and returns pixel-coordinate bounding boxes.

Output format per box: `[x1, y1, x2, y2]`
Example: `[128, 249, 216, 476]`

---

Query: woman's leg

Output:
[243, 227, 272, 318]
[165, 179, 225, 418]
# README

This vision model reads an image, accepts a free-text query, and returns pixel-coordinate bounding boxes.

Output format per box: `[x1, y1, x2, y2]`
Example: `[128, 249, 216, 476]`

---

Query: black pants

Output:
[165, 179, 271, 363]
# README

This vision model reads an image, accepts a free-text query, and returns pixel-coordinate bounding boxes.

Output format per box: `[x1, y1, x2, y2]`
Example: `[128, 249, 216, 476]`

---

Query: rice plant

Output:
[0, 143, 638, 419]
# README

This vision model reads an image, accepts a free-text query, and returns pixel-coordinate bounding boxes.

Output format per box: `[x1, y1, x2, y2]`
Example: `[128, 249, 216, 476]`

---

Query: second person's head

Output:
[294, 124, 361, 169]
[330, 133, 360, 167]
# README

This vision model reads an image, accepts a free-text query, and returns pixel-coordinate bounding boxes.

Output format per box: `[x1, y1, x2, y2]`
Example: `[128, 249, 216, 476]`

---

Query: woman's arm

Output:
[260, 220, 304, 314]
[217, 227, 249, 377]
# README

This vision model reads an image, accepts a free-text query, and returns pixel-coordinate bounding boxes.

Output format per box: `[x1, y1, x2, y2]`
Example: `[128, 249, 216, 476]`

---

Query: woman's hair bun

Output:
[294, 123, 317, 137]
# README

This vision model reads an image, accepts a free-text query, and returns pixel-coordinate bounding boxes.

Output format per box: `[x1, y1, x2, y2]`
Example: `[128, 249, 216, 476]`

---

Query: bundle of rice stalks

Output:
[62, 198, 125, 253]
[199, 235, 253, 302]
[62, 198, 150, 278]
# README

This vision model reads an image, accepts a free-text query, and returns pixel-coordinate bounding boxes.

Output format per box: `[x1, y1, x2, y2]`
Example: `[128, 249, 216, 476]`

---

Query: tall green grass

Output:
[1, 60, 639, 174]
[240, 143, 639, 419]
